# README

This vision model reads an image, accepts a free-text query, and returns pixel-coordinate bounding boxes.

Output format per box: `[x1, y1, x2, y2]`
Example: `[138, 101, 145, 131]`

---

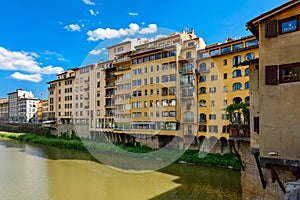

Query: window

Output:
[265, 65, 278, 85]
[156, 89, 160, 95]
[169, 50, 176, 57]
[199, 100, 206, 107]
[169, 111, 176, 117]
[221, 46, 231, 54]
[143, 56, 149, 62]
[209, 125, 218, 133]
[199, 113, 207, 123]
[223, 59, 228, 66]
[233, 69, 242, 77]
[210, 49, 220, 56]
[149, 55, 154, 61]
[245, 82, 250, 90]
[224, 100, 228, 106]
[245, 96, 250, 103]
[246, 39, 258, 47]
[199, 63, 207, 72]
[144, 78, 148, 85]
[199, 125, 207, 132]
[254, 116, 259, 133]
[188, 42, 194, 47]
[169, 99, 176, 106]
[222, 126, 230, 133]
[279, 63, 300, 84]
[156, 76, 160, 83]
[150, 100, 153, 107]
[170, 74, 176, 82]
[244, 68, 249, 76]
[209, 114, 216, 120]
[157, 65, 160, 71]
[150, 77, 153, 84]
[245, 53, 255, 61]
[144, 67, 148, 73]
[209, 87, 216, 93]
[182, 87, 194, 97]
[199, 51, 209, 59]
[150, 66, 154, 72]
[233, 55, 242, 66]
[280, 16, 300, 34]
[222, 114, 227, 120]
[223, 73, 228, 79]
[265, 20, 278, 38]
[156, 100, 160, 107]
[233, 43, 244, 51]
[156, 112, 160, 117]
[184, 111, 194, 122]
[199, 76, 206, 82]
[186, 51, 192, 59]
[162, 75, 169, 82]
[144, 101, 148, 108]
[155, 53, 161, 60]
[162, 111, 169, 117]
[144, 90, 147, 96]
[233, 97, 242, 104]
[211, 62, 215, 68]
[162, 52, 168, 58]
[150, 89, 153, 96]
[144, 112, 148, 117]
[233, 82, 242, 91]
[199, 87, 206, 94]
[162, 100, 168, 107]
[211, 100, 215, 107]
[211, 75, 217, 81]
[223, 86, 228, 92]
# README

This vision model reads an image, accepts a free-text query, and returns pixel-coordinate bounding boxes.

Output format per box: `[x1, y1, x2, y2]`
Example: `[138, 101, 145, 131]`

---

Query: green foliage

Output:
[225, 102, 250, 125]
[0, 131, 241, 170]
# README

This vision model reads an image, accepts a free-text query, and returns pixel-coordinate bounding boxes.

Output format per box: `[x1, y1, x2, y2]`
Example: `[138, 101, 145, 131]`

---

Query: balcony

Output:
[115, 100, 124, 105]
[115, 90, 124, 95]
[180, 81, 193, 86]
[229, 125, 250, 141]
[105, 83, 116, 88]
[179, 68, 193, 74]
[199, 119, 207, 124]
[198, 68, 210, 73]
[106, 74, 116, 79]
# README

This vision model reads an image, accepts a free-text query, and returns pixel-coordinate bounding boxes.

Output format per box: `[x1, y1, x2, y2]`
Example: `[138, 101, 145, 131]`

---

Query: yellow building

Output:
[196, 36, 258, 149]
[37, 100, 48, 122]
[0, 98, 9, 122]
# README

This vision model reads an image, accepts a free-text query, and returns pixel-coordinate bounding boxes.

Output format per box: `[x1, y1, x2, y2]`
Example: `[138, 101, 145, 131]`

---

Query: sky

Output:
[0, 0, 288, 99]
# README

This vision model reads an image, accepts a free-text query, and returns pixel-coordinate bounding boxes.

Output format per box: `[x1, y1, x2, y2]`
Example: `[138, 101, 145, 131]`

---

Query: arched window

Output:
[233, 97, 242, 104]
[199, 99, 207, 107]
[233, 55, 242, 66]
[184, 111, 194, 122]
[199, 113, 207, 123]
[244, 68, 249, 76]
[233, 82, 242, 91]
[245, 52, 255, 61]
[199, 63, 207, 72]
[199, 87, 206, 94]
[245, 96, 250, 103]
[233, 69, 242, 77]
[245, 81, 250, 90]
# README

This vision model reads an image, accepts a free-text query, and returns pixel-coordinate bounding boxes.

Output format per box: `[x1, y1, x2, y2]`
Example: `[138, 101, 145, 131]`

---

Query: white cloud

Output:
[10, 72, 42, 83]
[139, 24, 157, 34]
[83, 0, 95, 5]
[64, 24, 81, 32]
[141, 22, 145, 25]
[129, 12, 138, 16]
[87, 23, 140, 41]
[89, 49, 102, 55]
[0, 46, 64, 82]
[89, 9, 99, 16]
[58, 57, 69, 62]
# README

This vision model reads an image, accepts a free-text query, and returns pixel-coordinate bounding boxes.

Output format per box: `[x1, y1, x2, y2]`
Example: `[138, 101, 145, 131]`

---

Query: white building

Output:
[8, 89, 38, 122]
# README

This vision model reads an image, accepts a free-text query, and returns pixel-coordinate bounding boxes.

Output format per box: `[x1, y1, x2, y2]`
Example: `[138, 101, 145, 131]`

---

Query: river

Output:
[0, 138, 242, 200]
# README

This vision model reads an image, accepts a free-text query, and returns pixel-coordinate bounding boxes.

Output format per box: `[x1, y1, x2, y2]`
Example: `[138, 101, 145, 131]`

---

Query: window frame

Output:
[279, 62, 300, 84]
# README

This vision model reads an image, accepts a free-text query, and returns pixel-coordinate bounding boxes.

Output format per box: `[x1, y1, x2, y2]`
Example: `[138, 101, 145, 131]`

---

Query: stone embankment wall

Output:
[241, 143, 297, 200]
[0, 123, 50, 136]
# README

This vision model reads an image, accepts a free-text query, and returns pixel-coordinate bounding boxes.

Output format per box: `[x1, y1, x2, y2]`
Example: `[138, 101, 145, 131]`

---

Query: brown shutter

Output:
[265, 20, 278, 38]
[265, 65, 278, 85]
[254, 117, 259, 134]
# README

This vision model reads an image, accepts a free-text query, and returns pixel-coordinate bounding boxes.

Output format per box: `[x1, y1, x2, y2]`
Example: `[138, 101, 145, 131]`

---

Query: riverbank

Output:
[0, 131, 241, 169]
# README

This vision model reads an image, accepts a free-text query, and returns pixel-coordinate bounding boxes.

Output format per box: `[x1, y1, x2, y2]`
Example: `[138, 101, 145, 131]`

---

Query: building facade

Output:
[7, 89, 38, 123]
[242, 1, 300, 199]
[48, 30, 257, 150]
[0, 98, 9, 122]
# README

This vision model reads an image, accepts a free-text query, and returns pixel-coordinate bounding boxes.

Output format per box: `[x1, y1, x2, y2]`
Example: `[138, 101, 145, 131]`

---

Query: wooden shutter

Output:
[254, 117, 259, 134]
[265, 20, 278, 38]
[265, 65, 278, 85]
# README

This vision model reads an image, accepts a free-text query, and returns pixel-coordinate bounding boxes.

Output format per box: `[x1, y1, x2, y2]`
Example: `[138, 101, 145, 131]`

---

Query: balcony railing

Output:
[229, 125, 250, 139]
[179, 68, 193, 74]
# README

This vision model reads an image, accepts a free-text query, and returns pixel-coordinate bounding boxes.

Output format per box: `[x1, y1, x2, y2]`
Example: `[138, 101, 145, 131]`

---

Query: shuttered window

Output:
[265, 20, 277, 38]
[265, 65, 278, 85]
[254, 117, 259, 134]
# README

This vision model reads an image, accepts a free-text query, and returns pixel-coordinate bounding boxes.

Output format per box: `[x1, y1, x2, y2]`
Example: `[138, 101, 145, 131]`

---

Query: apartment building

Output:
[0, 98, 9, 122]
[47, 68, 79, 124]
[196, 36, 258, 142]
[48, 29, 258, 149]
[37, 100, 49, 122]
[8, 89, 38, 122]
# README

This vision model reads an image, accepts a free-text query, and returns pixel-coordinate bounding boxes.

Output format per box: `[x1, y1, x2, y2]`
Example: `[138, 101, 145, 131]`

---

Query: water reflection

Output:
[0, 138, 241, 200]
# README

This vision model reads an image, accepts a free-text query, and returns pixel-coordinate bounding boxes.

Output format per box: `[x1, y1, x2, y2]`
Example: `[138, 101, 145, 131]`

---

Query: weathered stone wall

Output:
[241, 143, 297, 200]
[0, 123, 50, 136]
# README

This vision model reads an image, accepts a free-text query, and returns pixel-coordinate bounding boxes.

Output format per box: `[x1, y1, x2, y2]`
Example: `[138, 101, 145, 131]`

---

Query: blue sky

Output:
[0, 0, 287, 99]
